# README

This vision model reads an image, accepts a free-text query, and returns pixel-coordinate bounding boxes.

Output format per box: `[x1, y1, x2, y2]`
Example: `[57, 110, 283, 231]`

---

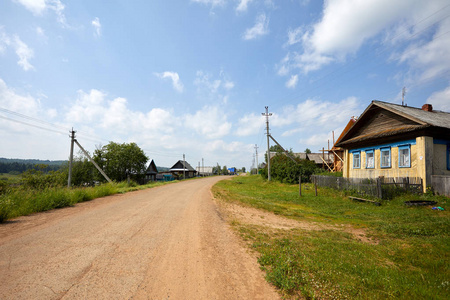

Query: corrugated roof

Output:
[373, 101, 450, 129]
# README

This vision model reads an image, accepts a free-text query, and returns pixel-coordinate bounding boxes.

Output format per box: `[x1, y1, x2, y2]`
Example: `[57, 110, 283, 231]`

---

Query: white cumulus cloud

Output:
[155, 71, 184, 93]
[286, 74, 298, 89]
[243, 13, 269, 40]
[91, 17, 101, 37]
[236, 0, 253, 12]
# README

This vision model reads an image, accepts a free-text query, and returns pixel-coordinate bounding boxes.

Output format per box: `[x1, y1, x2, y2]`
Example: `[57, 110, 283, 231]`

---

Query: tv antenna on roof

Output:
[402, 87, 406, 106]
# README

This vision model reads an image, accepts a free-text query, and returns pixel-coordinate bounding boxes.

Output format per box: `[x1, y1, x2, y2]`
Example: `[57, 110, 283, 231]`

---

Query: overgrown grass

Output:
[0, 180, 176, 222]
[213, 175, 449, 299]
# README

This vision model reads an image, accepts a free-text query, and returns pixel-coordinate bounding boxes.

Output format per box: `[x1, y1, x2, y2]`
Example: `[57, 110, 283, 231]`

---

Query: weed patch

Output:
[213, 175, 449, 299]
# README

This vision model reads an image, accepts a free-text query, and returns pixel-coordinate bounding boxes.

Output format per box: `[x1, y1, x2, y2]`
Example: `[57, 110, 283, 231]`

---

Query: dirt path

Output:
[0, 177, 279, 299]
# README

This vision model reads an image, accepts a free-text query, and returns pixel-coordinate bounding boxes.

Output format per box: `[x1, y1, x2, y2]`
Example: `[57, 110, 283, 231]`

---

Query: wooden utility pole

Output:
[255, 144, 259, 175]
[67, 128, 76, 188]
[262, 106, 272, 181]
[183, 154, 186, 180]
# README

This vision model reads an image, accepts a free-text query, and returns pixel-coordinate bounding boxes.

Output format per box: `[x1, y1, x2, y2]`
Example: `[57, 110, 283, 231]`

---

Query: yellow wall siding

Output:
[347, 142, 420, 179]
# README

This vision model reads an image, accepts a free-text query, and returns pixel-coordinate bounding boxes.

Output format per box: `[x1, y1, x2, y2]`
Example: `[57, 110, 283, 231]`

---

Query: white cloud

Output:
[285, 74, 298, 89]
[0, 78, 39, 115]
[286, 27, 303, 46]
[281, 0, 449, 74]
[235, 113, 264, 136]
[14, 0, 47, 15]
[191, 0, 226, 7]
[15, 0, 68, 27]
[155, 71, 184, 93]
[13, 36, 34, 71]
[243, 13, 269, 40]
[91, 17, 101, 37]
[184, 105, 232, 139]
[236, 0, 253, 12]
[397, 17, 450, 83]
[426, 85, 450, 112]
[224, 81, 235, 90]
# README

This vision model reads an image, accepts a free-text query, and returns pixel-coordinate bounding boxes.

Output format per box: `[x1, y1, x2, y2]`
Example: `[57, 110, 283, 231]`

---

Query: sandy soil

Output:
[0, 177, 280, 299]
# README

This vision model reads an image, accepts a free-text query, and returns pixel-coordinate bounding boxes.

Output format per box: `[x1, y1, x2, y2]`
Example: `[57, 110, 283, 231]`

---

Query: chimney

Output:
[422, 104, 433, 112]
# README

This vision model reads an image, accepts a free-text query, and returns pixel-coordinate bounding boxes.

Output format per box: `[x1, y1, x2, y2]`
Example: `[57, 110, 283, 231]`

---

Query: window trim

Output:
[398, 145, 411, 168]
[365, 149, 375, 169]
[380, 147, 391, 168]
[353, 151, 361, 169]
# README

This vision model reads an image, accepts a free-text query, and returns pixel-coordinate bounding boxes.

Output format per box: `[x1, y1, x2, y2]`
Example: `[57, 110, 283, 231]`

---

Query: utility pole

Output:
[67, 128, 76, 188]
[183, 154, 186, 180]
[262, 106, 272, 181]
[254, 144, 259, 175]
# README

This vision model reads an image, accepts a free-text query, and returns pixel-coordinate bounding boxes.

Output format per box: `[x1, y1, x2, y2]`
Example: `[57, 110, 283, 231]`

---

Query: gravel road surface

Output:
[0, 176, 279, 299]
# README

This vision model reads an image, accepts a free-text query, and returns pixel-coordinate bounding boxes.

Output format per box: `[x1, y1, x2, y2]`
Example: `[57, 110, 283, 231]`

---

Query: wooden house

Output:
[335, 100, 450, 193]
[170, 160, 197, 179]
[144, 159, 158, 182]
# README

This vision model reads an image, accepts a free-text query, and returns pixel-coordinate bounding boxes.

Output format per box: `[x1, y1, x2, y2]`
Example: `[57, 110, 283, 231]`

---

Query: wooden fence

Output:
[311, 175, 423, 199]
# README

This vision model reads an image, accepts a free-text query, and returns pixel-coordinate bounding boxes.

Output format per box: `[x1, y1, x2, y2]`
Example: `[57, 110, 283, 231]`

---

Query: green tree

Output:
[242, 167, 246, 173]
[305, 148, 312, 154]
[222, 165, 228, 175]
[93, 142, 148, 182]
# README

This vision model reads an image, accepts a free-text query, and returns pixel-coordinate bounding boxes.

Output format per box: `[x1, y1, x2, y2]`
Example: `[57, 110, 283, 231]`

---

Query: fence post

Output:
[377, 176, 382, 199]
[337, 177, 340, 190]
[299, 175, 301, 197]
[405, 177, 410, 193]
[314, 176, 318, 196]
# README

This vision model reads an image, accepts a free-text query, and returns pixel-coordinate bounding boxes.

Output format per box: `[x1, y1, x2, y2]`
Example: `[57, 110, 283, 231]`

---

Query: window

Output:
[380, 147, 391, 168]
[366, 149, 374, 169]
[398, 145, 411, 168]
[353, 151, 361, 169]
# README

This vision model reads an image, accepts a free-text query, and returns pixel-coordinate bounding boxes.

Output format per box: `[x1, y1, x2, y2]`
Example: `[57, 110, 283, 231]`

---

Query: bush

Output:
[261, 154, 319, 183]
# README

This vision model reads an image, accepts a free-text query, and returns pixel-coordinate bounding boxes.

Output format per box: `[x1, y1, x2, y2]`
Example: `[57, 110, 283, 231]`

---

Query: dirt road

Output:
[0, 177, 279, 299]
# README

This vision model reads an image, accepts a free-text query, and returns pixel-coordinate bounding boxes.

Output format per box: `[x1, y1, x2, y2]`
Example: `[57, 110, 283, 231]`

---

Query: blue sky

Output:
[1, 0, 449, 170]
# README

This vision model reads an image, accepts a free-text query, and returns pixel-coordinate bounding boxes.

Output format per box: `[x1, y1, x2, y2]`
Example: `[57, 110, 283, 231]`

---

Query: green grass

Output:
[213, 175, 450, 299]
[0, 180, 176, 222]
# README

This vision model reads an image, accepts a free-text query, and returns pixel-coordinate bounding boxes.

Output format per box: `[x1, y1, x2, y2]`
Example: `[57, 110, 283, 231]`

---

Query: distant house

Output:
[144, 159, 158, 182]
[196, 166, 214, 176]
[335, 100, 450, 194]
[170, 160, 197, 179]
[306, 153, 334, 170]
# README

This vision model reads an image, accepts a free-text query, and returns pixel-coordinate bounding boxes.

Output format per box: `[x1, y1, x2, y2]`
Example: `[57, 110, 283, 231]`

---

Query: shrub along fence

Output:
[311, 175, 423, 199]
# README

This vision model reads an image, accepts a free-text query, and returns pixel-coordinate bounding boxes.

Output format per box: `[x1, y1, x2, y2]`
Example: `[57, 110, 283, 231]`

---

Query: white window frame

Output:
[398, 145, 411, 168]
[380, 147, 391, 168]
[365, 149, 374, 169]
[353, 151, 361, 169]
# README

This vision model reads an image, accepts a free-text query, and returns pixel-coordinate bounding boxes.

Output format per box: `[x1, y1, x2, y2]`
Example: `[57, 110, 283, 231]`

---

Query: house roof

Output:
[307, 153, 334, 164]
[373, 100, 450, 129]
[170, 160, 197, 172]
[145, 159, 158, 175]
[335, 100, 450, 147]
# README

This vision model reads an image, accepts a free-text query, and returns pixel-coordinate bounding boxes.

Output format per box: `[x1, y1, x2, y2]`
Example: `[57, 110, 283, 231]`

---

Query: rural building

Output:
[335, 100, 450, 194]
[170, 160, 197, 179]
[144, 159, 158, 182]
[196, 166, 214, 176]
[330, 117, 357, 172]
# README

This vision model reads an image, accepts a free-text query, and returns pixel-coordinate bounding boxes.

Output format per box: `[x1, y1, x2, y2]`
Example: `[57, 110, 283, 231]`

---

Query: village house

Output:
[335, 100, 450, 194]
[169, 160, 197, 179]
[144, 159, 158, 182]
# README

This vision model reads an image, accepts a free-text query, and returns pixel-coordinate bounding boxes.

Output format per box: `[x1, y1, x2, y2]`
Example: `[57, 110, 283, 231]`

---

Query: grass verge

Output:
[0, 180, 176, 222]
[213, 175, 449, 299]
